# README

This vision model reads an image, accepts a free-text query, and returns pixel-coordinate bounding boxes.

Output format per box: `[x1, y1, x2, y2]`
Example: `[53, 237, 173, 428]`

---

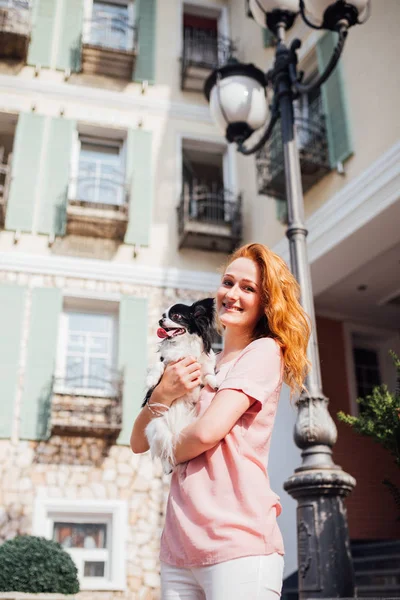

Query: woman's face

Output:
[216, 257, 264, 334]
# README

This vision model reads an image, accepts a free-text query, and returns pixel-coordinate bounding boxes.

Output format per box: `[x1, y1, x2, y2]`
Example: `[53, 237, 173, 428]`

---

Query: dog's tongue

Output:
[157, 327, 170, 339]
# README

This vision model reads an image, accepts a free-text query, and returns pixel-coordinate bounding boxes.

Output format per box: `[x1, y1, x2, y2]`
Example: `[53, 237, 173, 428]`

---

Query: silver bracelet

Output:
[146, 402, 170, 417]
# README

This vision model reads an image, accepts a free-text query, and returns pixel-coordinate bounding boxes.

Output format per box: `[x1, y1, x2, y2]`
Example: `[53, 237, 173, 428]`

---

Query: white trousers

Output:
[161, 553, 284, 600]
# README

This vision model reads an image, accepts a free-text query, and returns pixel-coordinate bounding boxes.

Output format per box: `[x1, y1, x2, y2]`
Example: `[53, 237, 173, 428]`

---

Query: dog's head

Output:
[157, 298, 215, 353]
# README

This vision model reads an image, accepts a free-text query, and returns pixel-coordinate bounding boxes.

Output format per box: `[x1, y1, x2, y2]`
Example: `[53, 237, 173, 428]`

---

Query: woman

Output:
[131, 243, 310, 600]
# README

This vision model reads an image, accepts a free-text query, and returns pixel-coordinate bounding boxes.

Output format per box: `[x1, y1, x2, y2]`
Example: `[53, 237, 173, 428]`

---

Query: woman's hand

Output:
[156, 357, 202, 407]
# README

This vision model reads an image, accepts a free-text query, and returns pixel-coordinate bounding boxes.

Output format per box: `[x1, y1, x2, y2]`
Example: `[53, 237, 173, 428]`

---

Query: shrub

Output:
[338, 351, 400, 516]
[0, 535, 79, 594]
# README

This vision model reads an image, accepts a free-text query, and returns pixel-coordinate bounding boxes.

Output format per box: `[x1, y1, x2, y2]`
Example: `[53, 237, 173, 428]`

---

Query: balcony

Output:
[255, 97, 330, 201]
[0, 148, 12, 227]
[81, 11, 138, 79]
[66, 163, 129, 240]
[177, 183, 242, 252]
[51, 368, 123, 441]
[0, 0, 31, 61]
[181, 27, 236, 91]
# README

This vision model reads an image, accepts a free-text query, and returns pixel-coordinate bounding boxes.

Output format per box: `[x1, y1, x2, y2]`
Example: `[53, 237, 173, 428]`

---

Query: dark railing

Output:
[178, 183, 240, 226]
[255, 96, 330, 200]
[0, 0, 31, 37]
[85, 11, 138, 53]
[52, 365, 123, 439]
[54, 364, 123, 398]
[181, 27, 236, 89]
[177, 182, 242, 252]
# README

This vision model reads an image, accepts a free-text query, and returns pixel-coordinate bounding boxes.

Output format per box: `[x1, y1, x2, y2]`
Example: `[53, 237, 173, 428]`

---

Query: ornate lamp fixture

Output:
[204, 1, 370, 598]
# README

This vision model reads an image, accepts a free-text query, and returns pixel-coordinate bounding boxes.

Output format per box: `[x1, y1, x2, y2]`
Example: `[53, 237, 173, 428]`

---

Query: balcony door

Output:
[183, 12, 218, 67]
[77, 137, 125, 206]
[182, 141, 232, 223]
[90, 0, 134, 51]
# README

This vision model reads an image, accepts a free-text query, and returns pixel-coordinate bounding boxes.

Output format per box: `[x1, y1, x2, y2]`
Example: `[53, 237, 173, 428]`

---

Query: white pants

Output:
[161, 553, 284, 600]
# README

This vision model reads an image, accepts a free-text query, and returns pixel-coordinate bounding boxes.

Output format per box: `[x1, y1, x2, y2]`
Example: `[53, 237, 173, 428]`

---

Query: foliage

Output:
[0, 535, 79, 594]
[338, 351, 400, 514]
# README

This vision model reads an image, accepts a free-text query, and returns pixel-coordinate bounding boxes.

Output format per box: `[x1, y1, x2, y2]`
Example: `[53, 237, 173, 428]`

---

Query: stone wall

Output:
[0, 268, 216, 599]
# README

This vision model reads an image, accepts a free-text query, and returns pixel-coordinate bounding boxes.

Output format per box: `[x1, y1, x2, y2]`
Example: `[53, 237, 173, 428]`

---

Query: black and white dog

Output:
[142, 298, 217, 474]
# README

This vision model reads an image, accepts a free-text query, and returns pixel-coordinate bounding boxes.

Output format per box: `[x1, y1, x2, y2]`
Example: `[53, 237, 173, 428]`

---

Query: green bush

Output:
[0, 535, 79, 594]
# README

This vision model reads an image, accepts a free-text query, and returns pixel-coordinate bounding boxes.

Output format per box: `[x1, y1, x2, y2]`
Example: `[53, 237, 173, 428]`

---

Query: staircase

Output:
[352, 539, 400, 598]
[281, 540, 400, 599]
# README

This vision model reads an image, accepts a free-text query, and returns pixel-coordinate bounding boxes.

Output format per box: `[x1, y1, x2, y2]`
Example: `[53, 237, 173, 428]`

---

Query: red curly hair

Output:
[225, 243, 311, 396]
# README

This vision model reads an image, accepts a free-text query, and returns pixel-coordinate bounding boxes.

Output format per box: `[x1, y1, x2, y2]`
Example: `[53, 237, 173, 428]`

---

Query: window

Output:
[53, 520, 110, 581]
[183, 12, 219, 67]
[353, 346, 382, 400]
[57, 309, 118, 395]
[89, 0, 134, 51]
[345, 327, 399, 416]
[33, 495, 127, 591]
[76, 137, 125, 206]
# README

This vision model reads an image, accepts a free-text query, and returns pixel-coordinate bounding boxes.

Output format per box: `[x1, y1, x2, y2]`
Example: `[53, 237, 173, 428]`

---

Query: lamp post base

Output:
[284, 468, 356, 599]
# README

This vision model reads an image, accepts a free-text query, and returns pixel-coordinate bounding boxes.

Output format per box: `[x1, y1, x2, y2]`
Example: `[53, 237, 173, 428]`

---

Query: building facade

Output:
[0, 0, 399, 598]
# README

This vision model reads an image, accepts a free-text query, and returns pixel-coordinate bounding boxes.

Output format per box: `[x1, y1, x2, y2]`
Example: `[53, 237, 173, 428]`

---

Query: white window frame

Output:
[344, 323, 400, 416]
[83, 0, 136, 50]
[69, 132, 127, 206]
[55, 303, 119, 398]
[178, 1, 229, 59]
[33, 491, 127, 591]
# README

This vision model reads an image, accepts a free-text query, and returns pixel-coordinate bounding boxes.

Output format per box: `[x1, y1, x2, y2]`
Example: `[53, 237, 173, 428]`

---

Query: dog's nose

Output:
[159, 318, 164, 326]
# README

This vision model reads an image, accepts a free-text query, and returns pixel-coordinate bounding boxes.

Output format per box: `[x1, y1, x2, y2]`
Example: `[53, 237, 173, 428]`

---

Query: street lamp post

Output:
[204, 1, 370, 598]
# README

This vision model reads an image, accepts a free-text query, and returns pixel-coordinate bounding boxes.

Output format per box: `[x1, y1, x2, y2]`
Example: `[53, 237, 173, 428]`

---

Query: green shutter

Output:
[5, 113, 46, 233]
[118, 296, 148, 445]
[20, 288, 62, 440]
[27, 0, 57, 68]
[263, 28, 275, 48]
[38, 117, 76, 235]
[125, 129, 153, 246]
[317, 31, 353, 168]
[0, 285, 26, 439]
[134, 0, 156, 83]
[56, 0, 84, 72]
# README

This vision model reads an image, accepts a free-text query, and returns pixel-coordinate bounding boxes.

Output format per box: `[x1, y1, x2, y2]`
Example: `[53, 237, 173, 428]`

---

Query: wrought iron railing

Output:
[178, 182, 242, 236]
[0, 0, 31, 36]
[255, 96, 330, 199]
[84, 11, 138, 52]
[53, 364, 123, 399]
[52, 365, 123, 438]
[69, 161, 129, 210]
[181, 27, 236, 88]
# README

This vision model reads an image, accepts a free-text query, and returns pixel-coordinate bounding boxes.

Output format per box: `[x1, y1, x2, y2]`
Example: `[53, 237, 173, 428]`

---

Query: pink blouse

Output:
[160, 337, 285, 567]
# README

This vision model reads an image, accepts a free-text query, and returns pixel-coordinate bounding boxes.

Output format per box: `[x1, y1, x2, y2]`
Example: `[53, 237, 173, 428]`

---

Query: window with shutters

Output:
[81, 0, 138, 78]
[0, 0, 31, 61]
[52, 303, 123, 440]
[180, 3, 235, 91]
[66, 133, 129, 240]
[0, 112, 16, 229]
[33, 496, 127, 590]
[177, 137, 242, 253]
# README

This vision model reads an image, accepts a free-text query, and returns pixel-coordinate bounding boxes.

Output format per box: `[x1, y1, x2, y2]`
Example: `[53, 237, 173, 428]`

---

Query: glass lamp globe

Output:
[248, 0, 299, 28]
[204, 63, 268, 145]
[301, 0, 370, 29]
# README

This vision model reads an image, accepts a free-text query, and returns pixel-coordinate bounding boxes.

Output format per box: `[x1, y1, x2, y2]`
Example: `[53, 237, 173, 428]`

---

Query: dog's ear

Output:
[193, 298, 215, 321]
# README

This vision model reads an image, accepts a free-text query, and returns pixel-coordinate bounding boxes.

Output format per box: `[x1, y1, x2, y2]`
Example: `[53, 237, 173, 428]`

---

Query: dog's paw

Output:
[204, 373, 217, 390]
